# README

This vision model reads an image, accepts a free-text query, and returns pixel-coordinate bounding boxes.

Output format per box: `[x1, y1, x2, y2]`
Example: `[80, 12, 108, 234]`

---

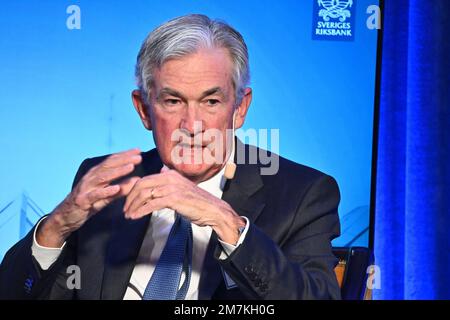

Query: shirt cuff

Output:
[31, 217, 66, 270]
[217, 216, 250, 260]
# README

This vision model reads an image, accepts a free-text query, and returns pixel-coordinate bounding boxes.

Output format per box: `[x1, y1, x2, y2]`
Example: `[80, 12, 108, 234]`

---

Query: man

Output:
[0, 14, 341, 300]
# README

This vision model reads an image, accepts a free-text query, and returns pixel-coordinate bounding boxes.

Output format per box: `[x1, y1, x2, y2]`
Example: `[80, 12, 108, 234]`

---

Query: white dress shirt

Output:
[31, 163, 249, 300]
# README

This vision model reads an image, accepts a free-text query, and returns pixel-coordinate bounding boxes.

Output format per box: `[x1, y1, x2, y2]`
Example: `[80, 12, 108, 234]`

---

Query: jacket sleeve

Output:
[0, 159, 91, 299]
[217, 174, 342, 300]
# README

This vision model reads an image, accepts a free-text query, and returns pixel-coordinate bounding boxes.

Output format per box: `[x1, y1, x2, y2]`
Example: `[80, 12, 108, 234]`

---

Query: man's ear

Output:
[235, 87, 252, 129]
[132, 90, 152, 131]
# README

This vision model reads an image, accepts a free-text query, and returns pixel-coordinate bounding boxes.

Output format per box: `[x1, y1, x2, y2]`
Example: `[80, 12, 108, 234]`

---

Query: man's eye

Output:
[165, 99, 181, 106]
[205, 99, 220, 107]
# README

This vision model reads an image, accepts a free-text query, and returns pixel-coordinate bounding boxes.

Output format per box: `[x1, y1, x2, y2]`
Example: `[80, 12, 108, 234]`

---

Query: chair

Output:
[333, 247, 374, 300]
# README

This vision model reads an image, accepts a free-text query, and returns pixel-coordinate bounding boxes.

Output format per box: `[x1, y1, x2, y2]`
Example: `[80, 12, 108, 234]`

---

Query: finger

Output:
[100, 155, 142, 173]
[128, 196, 173, 220]
[90, 162, 137, 187]
[117, 176, 141, 197]
[124, 169, 188, 213]
[96, 149, 142, 172]
[85, 185, 121, 208]
[125, 187, 155, 216]
[92, 198, 114, 212]
[123, 174, 168, 212]
[111, 148, 141, 158]
[146, 184, 176, 199]
[91, 178, 140, 212]
[82, 153, 141, 189]
[126, 185, 179, 219]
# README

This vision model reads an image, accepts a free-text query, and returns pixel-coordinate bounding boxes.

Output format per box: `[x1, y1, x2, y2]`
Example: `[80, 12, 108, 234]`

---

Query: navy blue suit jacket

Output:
[0, 142, 341, 299]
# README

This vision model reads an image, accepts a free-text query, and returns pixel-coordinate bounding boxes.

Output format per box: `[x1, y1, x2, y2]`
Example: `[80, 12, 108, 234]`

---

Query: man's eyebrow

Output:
[157, 86, 227, 100]
[200, 87, 226, 99]
[157, 87, 187, 100]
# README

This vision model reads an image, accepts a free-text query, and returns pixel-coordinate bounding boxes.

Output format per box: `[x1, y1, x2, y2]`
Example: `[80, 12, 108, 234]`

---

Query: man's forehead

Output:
[155, 68, 231, 87]
[155, 48, 232, 82]
[152, 67, 233, 98]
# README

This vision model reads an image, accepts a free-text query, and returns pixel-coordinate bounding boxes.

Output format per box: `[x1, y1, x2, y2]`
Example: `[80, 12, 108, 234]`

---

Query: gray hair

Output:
[135, 14, 250, 106]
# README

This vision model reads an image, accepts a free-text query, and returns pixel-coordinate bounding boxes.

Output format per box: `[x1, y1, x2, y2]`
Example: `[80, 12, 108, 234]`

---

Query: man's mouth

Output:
[178, 143, 206, 148]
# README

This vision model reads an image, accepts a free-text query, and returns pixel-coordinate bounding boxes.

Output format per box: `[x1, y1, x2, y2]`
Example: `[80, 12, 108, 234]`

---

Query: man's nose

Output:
[179, 105, 205, 136]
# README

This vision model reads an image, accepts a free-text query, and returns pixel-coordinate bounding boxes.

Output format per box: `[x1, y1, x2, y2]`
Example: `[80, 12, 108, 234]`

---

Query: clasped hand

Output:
[39, 149, 245, 247]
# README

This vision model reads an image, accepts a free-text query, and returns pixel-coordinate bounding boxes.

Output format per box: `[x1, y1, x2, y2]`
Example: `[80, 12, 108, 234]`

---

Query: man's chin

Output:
[171, 162, 223, 183]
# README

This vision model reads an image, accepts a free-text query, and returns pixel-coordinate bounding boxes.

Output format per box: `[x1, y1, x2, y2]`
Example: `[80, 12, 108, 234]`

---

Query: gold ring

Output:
[150, 188, 154, 199]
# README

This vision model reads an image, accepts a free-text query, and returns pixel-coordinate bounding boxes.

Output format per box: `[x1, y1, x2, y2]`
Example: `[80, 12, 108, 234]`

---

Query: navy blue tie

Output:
[143, 213, 193, 300]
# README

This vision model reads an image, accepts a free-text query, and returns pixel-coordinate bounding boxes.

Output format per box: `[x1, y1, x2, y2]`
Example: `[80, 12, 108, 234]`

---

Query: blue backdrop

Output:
[0, 1, 379, 266]
[375, 0, 450, 299]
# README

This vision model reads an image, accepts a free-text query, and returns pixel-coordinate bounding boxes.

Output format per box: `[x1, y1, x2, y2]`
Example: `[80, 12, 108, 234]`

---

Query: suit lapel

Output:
[198, 142, 266, 299]
[100, 149, 162, 300]
[100, 213, 151, 299]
